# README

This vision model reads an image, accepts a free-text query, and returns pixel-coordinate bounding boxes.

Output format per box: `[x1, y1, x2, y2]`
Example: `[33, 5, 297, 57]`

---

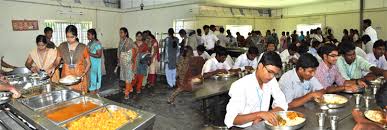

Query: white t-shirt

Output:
[217, 34, 228, 47]
[202, 57, 232, 75]
[280, 49, 300, 63]
[225, 73, 288, 128]
[202, 33, 219, 50]
[366, 53, 387, 70]
[364, 26, 378, 43]
[193, 51, 211, 60]
[232, 53, 258, 71]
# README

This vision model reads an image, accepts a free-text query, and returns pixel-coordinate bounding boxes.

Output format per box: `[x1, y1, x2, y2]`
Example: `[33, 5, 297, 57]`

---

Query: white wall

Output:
[121, 4, 198, 39]
[0, 0, 122, 66]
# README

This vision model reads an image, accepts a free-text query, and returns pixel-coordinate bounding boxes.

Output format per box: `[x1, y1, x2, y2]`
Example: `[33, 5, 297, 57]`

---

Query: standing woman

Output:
[87, 29, 103, 94]
[57, 25, 90, 93]
[147, 31, 160, 89]
[133, 31, 149, 94]
[25, 35, 60, 82]
[164, 28, 179, 89]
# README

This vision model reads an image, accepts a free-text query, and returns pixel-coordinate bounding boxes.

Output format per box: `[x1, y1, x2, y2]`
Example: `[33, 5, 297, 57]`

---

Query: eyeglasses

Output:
[264, 65, 276, 78]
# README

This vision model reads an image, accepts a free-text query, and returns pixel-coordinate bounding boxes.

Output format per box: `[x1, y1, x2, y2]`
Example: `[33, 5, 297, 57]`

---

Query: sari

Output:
[29, 48, 59, 83]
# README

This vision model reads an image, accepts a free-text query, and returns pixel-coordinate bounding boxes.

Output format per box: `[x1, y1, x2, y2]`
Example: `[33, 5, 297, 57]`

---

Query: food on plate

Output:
[59, 75, 80, 84]
[322, 94, 348, 104]
[65, 108, 139, 130]
[267, 111, 305, 127]
[365, 110, 386, 124]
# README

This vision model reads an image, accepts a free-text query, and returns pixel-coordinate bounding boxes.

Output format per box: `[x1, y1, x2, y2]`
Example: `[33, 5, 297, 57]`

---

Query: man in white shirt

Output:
[225, 52, 288, 128]
[308, 41, 322, 63]
[194, 45, 211, 60]
[279, 53, 325, 109]
[363, 19, 378, 43]
[362, 35, 374, 54]
[366, 40, 387, 70]
[217, 27, 228, 47]
[257, 42, 279, 62]
[280, 43, 300, 64]
[202, 25, 219, 54]
[202, 47, 231, 78]
[232, 47, 259, 71]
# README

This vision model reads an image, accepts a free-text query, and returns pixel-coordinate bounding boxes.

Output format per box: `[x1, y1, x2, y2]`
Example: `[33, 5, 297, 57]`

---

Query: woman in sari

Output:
[167, 46, 205, 104]
[119, 28, 138, 99]
[57, 25, 91, 93]
[87, 29, 103, 94]
[25, 35, 60, 82]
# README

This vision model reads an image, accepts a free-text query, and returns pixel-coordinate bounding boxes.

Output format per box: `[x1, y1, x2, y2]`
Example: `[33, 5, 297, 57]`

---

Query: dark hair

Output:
[87, 29, 98, 41]
[247, 46, 259, 55]
[210, 25, 215, 29]
[311, 41, 321, 48]
[226, 29, 231, 35]
[376, 82, 387, 108]
[178, 29, 186, 35]
[44, 27, 53, 34]
[196, 29, 202, 35]
[343, 29, 348, 35]
[148, 30, 155, 39]
[266, 42, 276, 47]
[338, 41, 356, 54]
[361, 35, 371, 43]
[120, 27, 129, 38]
[296, 53, 319, 70]
[167, 28, 177, 48]
[182, 46, 193, 57]
[65, 25, 79, 42]
[203, 25, 210, 30]
[282, 31, 285, 35]
[373, 39, 385, 49]
[168, 28, 174, 35]
[197, 45, 206, 52]
[136, 31, 143, 37]
[385, 41, 387, 51]
[36, 35, 47, 45]
[236, 32, 240, 35]
[219, 27, 225, 33]
[259, 51, 283, 69]
[286, 32, 289, 35]
[363, 19, 372, 26]
[318, 44, 338, 59]
[215, 46, 227, 56]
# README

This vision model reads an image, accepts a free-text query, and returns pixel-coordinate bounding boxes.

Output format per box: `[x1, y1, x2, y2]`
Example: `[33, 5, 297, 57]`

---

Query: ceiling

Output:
[123, 0, 352, 8]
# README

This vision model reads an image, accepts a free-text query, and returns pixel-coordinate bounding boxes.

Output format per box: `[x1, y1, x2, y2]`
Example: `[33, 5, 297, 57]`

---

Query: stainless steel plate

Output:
[264, 111, 306, 130]
[20, 90, 80, 111]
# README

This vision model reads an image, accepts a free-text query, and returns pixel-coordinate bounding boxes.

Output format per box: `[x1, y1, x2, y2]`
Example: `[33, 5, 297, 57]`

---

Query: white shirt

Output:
[217, 34, 228, 47]
[280, 49, 300, 63]
[365, 41, 374, 54]
[193, 51, 211, 60]
[364, 26, 378, 43]
[279, 69, 324, 103]
[257, 51, 279, 63]
[211, 53, 234, 68]
[202, 57, 232, 75]
[366, 53, 387, 70]
[355, 47, 367, 59]
[202, 33, 219, 50]
[232, 53, 258, 71]
[225, 73, 288, 128]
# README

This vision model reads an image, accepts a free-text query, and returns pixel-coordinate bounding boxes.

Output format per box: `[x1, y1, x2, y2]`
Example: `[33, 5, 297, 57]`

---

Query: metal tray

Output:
[264, 111, 306, 130]
[315, 94, 348, 109]
[59, 76, 81, 86]
[41, 96, 104, 125]
[20, 90, 80, 111]
[343, 87, 365, 94]
[63, 105, 141, 130]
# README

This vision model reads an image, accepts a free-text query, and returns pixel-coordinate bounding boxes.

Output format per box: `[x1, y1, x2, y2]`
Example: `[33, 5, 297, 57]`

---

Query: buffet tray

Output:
[20, 90, 80, 111]
[63, 105, 141, 130]
[40, 96, 104, 125]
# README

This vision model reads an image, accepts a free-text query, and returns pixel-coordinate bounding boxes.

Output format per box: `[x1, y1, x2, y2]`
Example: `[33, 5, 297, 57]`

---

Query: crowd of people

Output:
[0, 18, 386, 129]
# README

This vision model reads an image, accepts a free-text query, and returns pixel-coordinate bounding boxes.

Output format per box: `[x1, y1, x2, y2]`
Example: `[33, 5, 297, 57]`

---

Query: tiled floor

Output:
[99, 75, 214, 130]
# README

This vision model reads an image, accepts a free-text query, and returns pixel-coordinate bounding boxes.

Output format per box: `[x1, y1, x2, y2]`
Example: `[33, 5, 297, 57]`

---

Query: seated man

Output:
[307, 40, 322, 63]
[336, 41, 387, 81]
[232, 46, 259, 72]
[279, 53, 325, 109]
[315, 44, 367, 93]
[366, 40, 387, 70]
[194, 45, 211, 60]
[352, 82, 386, 130]
[210, 46, 234, 67]
[280, 43, 300, 64]
[225, 52, 288, 128]
[257, 42, 279, 62]
[202, 46, 232, 78]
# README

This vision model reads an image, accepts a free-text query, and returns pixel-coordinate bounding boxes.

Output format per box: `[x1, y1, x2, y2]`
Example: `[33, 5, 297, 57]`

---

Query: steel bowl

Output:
[315, 94, 348, 109]
[5, 67, 31, 76]
[0, 91, 12, 104]
[59, 75, 81, 86]
[264, 111, 306, 130]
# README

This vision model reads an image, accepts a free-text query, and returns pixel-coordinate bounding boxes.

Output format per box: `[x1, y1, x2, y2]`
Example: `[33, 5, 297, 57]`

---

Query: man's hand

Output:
[9, 87, 21, 98]
[31, 66, 39, 73]
[245, 66, 254, 71]
[310, 90, 324, 100]
[257, 112, 278, 126]
[344, 84, 358, 92]
[216, 69, 228, 74]
[0, 76, 8, 84]
[357, 80, 368, 88]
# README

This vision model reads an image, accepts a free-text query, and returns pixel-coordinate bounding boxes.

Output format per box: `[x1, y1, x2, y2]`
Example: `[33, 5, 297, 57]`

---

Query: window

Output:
[225, 25, 252, 38]
[296, 23, 322, 34]
[44, 20, 92, 45]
